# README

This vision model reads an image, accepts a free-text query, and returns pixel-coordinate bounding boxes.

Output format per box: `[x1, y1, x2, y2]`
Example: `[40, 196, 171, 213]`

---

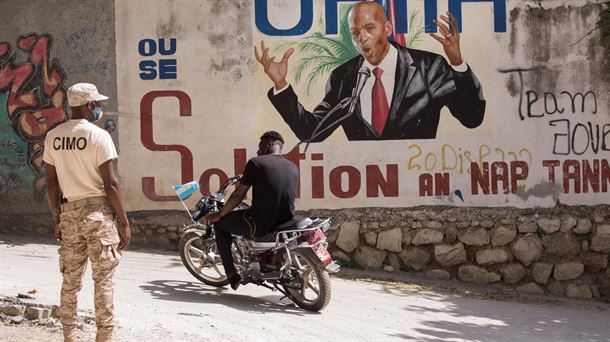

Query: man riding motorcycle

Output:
[203, 131, 298, 290]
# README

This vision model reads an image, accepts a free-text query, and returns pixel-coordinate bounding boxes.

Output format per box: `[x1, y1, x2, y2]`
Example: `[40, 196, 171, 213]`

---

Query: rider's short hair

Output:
[260, 130, 284, 144]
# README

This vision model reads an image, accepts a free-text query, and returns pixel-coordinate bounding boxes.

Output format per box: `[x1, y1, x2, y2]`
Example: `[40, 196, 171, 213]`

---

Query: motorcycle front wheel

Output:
[284, 248, 332, 312]
[179, 231, 229, 287]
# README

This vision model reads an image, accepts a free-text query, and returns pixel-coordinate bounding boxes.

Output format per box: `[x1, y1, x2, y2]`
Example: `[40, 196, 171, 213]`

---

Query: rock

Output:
[331, 250, 351, 262]
[500, 218, 515, 225]
[426, 220, 442, 229]
[166, 226, 178, 232]
[25, 307, 51, 320]
[553, 262, 585, 281]
[543, 233, 581, 259]
[456, 221, 470, 229]
[353, 246, 387, 269]
[561, 216, 577, 232]
[581, 240, 589, 252]
[491, 226, 517, 247]
[383, 265, 395, 272]
[574, 219, 592, 234]
[0, 304, 25, 316]
[399, 247, 431, 271]
[458, 228, 490, 246]
[592, 285, 601, 298]
[10, 316, 24, 324]
[458, 265, 501, 284]
[547, 281, 565, 296]
[537, 218, 561, 234]
[580, 253, 608, 272]
[412, 229, 444, 245]
[368, 222, 379, 229]
[481, 220, 495, 228]
[444, 226, 457, 243]
[155, 236, 171, 247]
[402, 234, 412, 246]
[425, 269, 451, 280]
[387, 253, 401, 270]
[376, 228, 402, 252]
[532, 263, 553, 285]
[594, 213, 604, 223]
[512, 235, 543, 266]
[518, 221, 538, 233]
[565, 284, 593, 299]
[500, 263, 526, 284]
[411, 221, 423, 229]
[327, 231, 338, 244]
[475, 248, 509, 265]
[51, 306, 60, 319]
[336, 221, 360, 253]
[435, 243, 467, 267]
[517, 282, 545, 294]
[364, 232, 377, 246]
[598, 269, 610, 296]
[590, 225, 610, 253]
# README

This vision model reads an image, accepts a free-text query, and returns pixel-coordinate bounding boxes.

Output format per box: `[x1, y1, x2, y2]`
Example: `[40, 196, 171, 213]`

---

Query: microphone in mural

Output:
[254, 1, 486, 142]
[298, 66, 371, 152]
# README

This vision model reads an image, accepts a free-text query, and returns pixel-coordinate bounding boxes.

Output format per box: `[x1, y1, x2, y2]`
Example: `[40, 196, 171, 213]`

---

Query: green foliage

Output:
[274, 5, 425, 96]
[335, 257, 362, 270]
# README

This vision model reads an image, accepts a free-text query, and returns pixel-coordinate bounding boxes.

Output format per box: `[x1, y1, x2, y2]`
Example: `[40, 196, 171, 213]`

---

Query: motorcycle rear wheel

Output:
[284, 249, 332, 312]
[179, 231, 229, 287]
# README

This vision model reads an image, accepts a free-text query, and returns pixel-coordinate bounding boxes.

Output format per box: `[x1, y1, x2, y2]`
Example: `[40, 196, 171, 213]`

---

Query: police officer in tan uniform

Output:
[44, 83, 131, 342]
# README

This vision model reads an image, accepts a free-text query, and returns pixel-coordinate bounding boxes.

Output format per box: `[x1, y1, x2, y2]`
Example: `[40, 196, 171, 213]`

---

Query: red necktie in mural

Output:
[371, 67, 389, 135]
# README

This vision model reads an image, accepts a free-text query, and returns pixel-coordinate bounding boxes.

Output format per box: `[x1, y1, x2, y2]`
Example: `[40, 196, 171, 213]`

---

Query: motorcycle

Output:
[178, 175, 340, 312]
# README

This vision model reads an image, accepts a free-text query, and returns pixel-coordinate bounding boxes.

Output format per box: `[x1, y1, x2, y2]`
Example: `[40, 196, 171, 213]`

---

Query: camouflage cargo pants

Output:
[58, 197, 122, 342]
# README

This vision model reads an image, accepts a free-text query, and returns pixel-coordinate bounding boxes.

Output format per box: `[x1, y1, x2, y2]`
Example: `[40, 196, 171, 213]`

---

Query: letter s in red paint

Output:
[140, 91, 193, 201]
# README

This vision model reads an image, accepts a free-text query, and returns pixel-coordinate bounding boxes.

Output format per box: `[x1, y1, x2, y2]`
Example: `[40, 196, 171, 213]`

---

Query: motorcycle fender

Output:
[182, 228, 206, 238]
[294, 247, 325, 267]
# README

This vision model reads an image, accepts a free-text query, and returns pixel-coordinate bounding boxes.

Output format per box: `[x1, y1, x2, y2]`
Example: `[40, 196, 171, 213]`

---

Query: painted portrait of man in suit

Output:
[254, 1, 485, 142]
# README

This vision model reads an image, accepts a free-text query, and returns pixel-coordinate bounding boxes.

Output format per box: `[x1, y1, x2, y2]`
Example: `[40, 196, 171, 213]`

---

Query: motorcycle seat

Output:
[250, 218, 313, 242]
[275, 217, 313, 230]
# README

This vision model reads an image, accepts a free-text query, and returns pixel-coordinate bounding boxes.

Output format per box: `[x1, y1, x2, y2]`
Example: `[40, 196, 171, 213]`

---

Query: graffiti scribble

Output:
[0, 33, 69, 199]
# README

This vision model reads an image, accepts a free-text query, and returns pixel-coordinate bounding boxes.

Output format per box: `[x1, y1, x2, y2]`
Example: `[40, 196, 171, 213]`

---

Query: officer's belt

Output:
[61, 196, 109, 213]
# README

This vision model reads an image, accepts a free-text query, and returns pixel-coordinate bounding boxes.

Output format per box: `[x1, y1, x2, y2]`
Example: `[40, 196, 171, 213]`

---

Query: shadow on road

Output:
[369, 282, 610, 342]
[0, 233, 56, 247]
[140, 279, 319, 316]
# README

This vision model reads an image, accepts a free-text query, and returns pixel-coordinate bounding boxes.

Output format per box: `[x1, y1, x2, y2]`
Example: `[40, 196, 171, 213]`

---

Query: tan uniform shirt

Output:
[43, 119, 117, 202]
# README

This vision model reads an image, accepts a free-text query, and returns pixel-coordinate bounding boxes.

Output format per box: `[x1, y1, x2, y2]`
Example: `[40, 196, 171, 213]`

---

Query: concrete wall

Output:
[111, 0, 609, 212]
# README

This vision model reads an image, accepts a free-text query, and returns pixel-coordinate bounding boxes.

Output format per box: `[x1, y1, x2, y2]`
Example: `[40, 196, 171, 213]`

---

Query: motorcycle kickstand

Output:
[272, 283, 296, 306]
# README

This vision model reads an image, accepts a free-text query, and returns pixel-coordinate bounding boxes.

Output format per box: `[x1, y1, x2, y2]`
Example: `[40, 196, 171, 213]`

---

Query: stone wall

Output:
[4, 204, 609, 302]
[317, 205, 610, 301]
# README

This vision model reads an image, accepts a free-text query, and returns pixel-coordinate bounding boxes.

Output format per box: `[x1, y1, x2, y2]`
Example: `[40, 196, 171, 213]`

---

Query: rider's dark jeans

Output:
[214, 209, 256, 275]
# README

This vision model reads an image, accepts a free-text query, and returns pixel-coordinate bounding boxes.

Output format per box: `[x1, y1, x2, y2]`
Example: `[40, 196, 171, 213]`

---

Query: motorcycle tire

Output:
[179, 231, 229, 287]
[284, 248, 332, 312]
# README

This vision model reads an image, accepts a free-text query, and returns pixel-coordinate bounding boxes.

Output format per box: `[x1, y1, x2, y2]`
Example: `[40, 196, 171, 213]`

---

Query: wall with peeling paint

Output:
[114, 0, 610, 212]
[0, 0, 118, 214]
[1, 0, 609, 220]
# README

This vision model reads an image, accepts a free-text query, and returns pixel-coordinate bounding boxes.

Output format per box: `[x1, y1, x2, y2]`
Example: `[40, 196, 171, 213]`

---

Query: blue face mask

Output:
[91, 106, 104, 121]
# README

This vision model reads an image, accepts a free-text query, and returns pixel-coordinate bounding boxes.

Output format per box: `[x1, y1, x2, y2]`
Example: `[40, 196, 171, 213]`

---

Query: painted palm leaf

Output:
[274, 4, 425, 96]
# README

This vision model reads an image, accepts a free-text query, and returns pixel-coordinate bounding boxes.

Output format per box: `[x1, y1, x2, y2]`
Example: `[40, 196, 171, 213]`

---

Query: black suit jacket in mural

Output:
[268, 43, 486, 141]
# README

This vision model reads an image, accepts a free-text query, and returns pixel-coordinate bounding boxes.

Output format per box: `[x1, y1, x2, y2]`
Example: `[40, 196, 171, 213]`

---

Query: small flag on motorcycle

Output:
[172, 181, 200, 200]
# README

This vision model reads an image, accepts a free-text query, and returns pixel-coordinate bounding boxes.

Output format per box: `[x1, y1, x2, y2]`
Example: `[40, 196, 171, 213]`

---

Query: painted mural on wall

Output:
[116, 0, 610, 211]
[0, 33, 69, 200]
